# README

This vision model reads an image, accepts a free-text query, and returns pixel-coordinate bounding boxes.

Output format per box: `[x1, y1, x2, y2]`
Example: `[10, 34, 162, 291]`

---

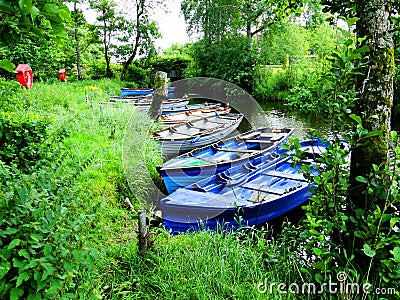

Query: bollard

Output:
[59, 69, 67, 82]
[14, 64, 33, 88]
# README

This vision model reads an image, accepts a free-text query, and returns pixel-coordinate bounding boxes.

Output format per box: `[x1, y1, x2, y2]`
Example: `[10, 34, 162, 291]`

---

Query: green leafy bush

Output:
[0, 111, 64, 172]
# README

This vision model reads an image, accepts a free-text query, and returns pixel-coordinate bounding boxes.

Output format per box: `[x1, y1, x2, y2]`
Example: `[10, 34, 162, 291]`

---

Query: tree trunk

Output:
[120, 0, 143, 81]
[120, 48, 138, 82]
[103, 8, 112, 78]
[350, 1, 394, 208]
[73, 1, 82, 80]
[149, 71, 167, 120]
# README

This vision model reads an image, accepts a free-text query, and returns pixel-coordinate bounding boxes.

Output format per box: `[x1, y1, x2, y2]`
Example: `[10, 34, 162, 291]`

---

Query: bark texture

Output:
[350, 0, 394, 208]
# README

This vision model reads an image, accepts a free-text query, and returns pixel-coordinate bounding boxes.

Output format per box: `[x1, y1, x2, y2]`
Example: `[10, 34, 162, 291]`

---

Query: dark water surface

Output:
[239, 101, 400, 137]
[238, 102, 333, 138]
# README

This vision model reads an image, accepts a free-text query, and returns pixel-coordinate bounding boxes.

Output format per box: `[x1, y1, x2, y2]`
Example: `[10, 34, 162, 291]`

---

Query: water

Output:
[240, 102, 400, 138]
[238, 102, 333, 139]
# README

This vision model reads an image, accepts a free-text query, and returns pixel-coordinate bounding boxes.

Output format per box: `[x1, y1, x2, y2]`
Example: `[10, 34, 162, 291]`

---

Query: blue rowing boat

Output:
[120, 87, 176, 96]
[152, 113, 243, 157]
[160, 139, 327, 234]
[161, 103, 217, 115]
[157, 127, 294, 194]
[120, 88, 153, 96]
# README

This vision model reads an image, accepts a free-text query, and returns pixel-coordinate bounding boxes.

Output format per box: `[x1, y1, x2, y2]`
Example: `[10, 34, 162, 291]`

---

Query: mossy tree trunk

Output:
[350, 1, 394, 209]
[149, 71, 167, 120]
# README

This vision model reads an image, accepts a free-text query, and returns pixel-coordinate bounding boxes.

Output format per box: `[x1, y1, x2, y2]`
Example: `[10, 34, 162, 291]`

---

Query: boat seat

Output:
[215, 148, 257, 153]
[262, 171, 308, 182]
[259, 133, 275, 138]
[242, 163, 256, 173]
[269, 134, 285, 141]
[244, 139, 274, 145]
[240, 132, 261, 140]
[240, 183, 286, 195]
[192, 183, 207, 192]
[216, 172, 230, 183]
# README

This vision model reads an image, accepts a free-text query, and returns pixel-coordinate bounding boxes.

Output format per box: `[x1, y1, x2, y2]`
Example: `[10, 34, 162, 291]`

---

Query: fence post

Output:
[138, 210, 147, 252]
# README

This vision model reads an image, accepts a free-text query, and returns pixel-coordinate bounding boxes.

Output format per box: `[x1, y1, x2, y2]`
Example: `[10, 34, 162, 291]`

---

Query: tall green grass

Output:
[99, 228, 308, 300]
[1, 79, 311, 299]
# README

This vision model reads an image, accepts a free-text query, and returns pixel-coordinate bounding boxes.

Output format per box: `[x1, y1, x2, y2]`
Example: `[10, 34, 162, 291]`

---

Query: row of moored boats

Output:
[113, 87, 330, 234]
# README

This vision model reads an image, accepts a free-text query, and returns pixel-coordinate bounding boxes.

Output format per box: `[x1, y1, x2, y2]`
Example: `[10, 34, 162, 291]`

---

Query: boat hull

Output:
[162, 186, 311, 233]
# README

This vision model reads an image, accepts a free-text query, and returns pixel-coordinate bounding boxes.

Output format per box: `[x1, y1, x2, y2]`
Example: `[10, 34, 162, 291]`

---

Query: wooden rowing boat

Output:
[153, 113, 244, 157]
[157, 127, 294, 194]
[161, 104, 231, 126]
[160, 139, 327, 234]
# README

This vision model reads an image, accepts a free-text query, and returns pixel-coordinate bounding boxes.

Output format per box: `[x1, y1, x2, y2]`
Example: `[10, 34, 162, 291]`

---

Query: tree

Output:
[70, 0, 84, 80]
[118, 0, 161, 81]
[90, 0, 119, 78]
[181, 0, 305, 92]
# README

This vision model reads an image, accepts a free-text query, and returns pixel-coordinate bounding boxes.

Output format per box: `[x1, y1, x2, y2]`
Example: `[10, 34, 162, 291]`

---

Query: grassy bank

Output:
[1, 79, 309, 299]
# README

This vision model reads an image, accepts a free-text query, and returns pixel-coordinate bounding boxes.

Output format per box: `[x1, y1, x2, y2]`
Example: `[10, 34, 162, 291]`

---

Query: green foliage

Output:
[147, 55, 192, 80]
[282, 130, 400, 296]
[284, 22, 368, 132]
[259, 21, 310, 65]
[0, 111, 63, 172]
[187, 35, 256, 92]
[253, 67, 291, 101]
[123, 64, 151, 87]
[0, 0, 71, 43]
[0, 160, 99, 298]
[0, 35, 75, 81]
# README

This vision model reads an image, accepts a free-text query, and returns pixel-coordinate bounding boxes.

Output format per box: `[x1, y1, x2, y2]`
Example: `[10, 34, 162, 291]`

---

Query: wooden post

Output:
[138, 210, 147, 252]
[149, 71, 168, 120]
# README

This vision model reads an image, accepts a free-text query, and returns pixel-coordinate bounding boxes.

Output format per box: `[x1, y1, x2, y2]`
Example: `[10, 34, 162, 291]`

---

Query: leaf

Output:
[349, 114, 362, 125]
[364, 130, 382, 138]
[1, 227, 18, 236]
[391, 247, 400, 262]
[0, 261, 11, 280]
[8, 239, 21, 250]
[42, 262, 54, 281]
[355, 176, 368, 184]
[18, 0, 32, 14]
[313, 247, 322, 256]
[390, 131, 398, 141]
[390, 217, 399, 230]
[363, 244, 376, 257]
[16, 272, 30, 287]
[0, 59, 16, 72]
[354, 45, 370, 54]
[43, 244, 52, 256]
[18, 249, 30, 259]
[346, 17, 359, 26]
[314, 273, 324, 284]
[30, 5, 40, 21]
[10, 288, 24, 300]
[44, 3, 59, 15]
[46, 279, 61, 295]
[23, 259, 38, 270]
